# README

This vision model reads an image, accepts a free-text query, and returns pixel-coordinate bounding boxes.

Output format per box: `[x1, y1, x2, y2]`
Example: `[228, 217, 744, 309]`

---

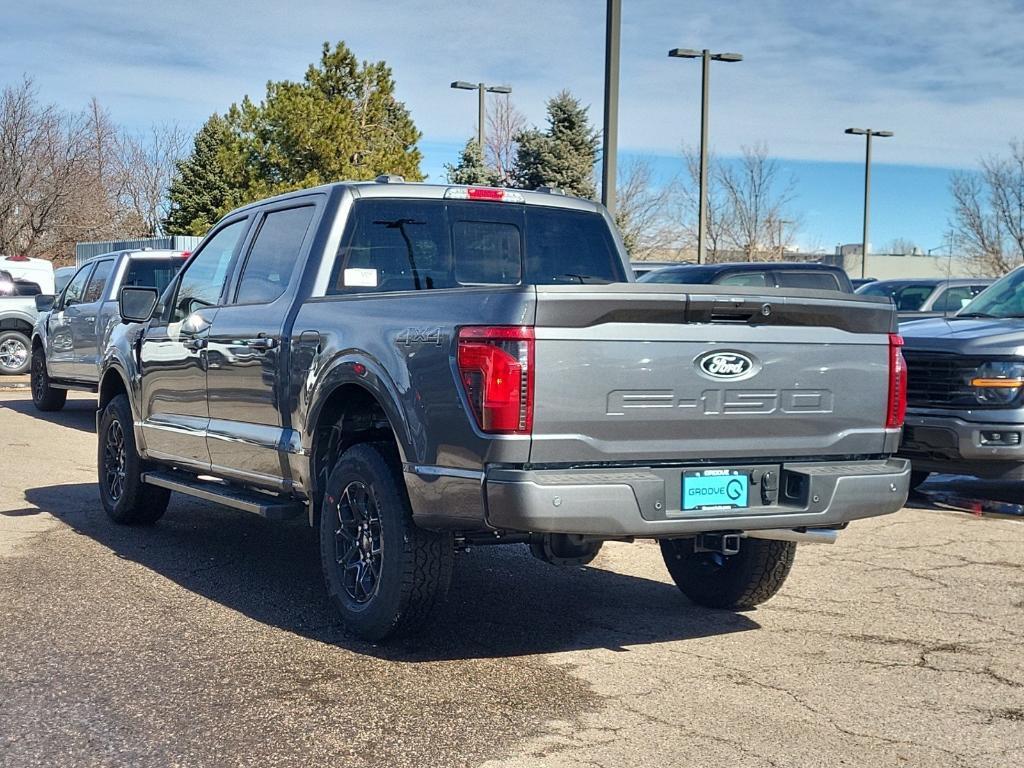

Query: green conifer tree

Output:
[445, 139, 500, 186]
[512, 91, 600, 199]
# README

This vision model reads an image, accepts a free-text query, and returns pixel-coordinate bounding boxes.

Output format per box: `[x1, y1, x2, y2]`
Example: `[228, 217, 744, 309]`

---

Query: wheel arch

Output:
[307, 378, 409, 528]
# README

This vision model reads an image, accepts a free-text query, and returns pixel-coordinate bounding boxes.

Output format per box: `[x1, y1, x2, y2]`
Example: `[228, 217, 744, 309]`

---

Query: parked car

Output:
[856, 278, 993, 319]
[851, 277, 878, 290]
[0, 255, 55, 295]
[94, 180, 909, 640]
[0, 294, 37, 374]
[631, 260, 685, 279]
[30, 250, 187, 409]
[900, 266, 1024, 487]
[638, 261, 854, 292]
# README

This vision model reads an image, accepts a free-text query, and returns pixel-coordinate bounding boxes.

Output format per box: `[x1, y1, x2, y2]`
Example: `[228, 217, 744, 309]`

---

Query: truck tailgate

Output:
[529, 284, 898, 464]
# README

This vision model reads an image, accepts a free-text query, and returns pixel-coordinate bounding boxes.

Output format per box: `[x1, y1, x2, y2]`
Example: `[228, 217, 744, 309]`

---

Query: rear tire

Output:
[660, 537, 796, 609]
[97, 394, 169, 525]
[30, 347, 66, 411]
[0, 330, 31, 375]
[319, 443, 453, 641]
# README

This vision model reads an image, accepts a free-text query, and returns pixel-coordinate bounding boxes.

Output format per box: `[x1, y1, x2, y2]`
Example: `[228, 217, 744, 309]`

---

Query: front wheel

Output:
[0, 330, 31, 375]
[319, 443, 453, 640]
[97, 394, 169, 525]
[31, 347, 67, 411]
[660, 537, 796, 609]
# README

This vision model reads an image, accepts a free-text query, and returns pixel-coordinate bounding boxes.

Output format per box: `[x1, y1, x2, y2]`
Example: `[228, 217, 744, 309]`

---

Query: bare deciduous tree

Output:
[717, 144, 798, 260]
[117, 123, 188, 236]
[614, 156, 685, 259]
[949, 141, 1024, 276]
[678, 143, 800, 262]
[484, 95, 525, 186]
[0, 79, 184, 264]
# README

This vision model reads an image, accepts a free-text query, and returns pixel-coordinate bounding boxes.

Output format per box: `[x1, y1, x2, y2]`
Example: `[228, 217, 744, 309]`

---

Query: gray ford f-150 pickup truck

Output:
[96, 179, 910, 640]
[900, 265, 1024, 485]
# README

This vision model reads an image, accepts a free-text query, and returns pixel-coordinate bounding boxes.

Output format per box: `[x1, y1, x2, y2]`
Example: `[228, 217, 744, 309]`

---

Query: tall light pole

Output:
[669, 49, 743, 264]
[845, 127, 893, 279]
[451, 81, 512, 154]
[601, 0, 621, 213]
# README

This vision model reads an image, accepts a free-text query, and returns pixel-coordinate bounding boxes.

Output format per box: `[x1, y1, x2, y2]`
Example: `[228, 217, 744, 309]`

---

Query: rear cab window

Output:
[328, 199, 625, 294]
[124, 257, 188, 297]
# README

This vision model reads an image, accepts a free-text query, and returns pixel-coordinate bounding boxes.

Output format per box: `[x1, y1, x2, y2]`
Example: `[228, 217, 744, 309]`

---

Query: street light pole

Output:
[698, 50, 711, 265]
[601, 0, 621, 213]
[669, 48, 743, 264]
[451, 81, 512, 154]
[845, 128, 893, 279]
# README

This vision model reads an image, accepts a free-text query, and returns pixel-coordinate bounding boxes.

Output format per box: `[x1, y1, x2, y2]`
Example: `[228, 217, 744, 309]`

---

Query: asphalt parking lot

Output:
[1, 389, 1021, 768]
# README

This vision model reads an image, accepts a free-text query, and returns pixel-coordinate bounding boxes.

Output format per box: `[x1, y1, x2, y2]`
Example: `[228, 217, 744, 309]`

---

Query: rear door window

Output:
[774, 270, 841, 291]
[82, 260, 114, 303]
[235, 205, 316, 304]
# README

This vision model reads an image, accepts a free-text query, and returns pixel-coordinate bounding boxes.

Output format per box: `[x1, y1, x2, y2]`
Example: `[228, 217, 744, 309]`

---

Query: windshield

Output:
[957, 268, 1024, 318]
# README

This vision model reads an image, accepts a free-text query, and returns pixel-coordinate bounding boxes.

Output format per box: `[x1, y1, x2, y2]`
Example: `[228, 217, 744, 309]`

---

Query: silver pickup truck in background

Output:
[95, 180, 910, 640]
[0, 295, 38, 375]
[30, 249, 187, 410]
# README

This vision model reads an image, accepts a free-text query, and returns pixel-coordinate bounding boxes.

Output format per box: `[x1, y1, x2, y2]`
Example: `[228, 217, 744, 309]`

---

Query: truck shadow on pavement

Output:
[25, 483, 760, 660]
[1, 396, 95, 434]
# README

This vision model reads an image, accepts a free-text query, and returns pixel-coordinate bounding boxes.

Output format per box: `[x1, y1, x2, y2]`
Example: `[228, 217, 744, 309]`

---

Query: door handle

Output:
[182, 337, 207, 351]
[247, 336, 277, 352]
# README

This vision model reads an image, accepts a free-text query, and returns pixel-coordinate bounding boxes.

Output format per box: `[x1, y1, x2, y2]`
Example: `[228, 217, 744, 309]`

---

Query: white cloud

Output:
[3, 0, 1023, 168]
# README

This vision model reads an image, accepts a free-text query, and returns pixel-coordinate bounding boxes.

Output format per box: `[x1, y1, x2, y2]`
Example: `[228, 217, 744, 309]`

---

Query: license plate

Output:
[682, 469, 749, 511]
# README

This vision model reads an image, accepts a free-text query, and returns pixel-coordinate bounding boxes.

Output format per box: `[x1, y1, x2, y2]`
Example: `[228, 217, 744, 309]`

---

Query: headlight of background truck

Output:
[970, 361, 1024, 405]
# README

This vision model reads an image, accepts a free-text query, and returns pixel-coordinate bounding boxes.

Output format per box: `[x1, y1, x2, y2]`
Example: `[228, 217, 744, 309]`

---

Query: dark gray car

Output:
[900, 267, 1024, 485]
[93, 180, 910, 640]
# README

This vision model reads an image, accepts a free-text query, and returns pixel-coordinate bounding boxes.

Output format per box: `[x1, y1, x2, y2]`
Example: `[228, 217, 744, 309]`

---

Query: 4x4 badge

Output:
[698, 351, 754, 379]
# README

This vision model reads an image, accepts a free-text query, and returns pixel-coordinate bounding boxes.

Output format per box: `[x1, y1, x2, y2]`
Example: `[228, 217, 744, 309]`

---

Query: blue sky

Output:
[4, 0, 1023, 250]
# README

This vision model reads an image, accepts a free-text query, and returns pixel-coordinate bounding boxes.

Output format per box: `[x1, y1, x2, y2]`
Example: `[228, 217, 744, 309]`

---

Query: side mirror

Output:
[119, 287, 159, 324]
[34, 294, 55, 312]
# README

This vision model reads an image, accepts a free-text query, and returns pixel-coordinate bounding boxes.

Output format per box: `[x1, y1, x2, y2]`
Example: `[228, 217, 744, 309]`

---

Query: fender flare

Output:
[304, 352, 417, 466]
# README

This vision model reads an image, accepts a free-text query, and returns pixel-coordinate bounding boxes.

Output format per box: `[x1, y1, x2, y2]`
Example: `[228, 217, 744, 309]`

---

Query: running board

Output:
[142, 471, 305, 521]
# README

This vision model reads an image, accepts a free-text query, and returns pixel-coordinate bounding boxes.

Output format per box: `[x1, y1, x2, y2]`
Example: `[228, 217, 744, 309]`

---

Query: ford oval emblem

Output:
[698, 351, 755, 379]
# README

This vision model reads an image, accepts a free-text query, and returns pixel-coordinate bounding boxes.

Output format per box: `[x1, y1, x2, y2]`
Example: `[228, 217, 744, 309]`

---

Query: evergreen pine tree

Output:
[165, 41, 424, 234]
[164, 114, 235, 235]
[512, 91, 599, 199]
[445, 139, 500, 186]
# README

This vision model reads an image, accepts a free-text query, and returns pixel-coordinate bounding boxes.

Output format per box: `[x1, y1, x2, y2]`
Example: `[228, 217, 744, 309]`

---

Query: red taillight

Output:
[466, 187, 505, 201]
[457, 326, 534, 434]
[887, 333, 907, 428]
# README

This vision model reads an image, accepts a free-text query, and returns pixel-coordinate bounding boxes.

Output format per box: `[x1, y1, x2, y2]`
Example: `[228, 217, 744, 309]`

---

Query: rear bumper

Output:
[900, 414, 1024, 478]
[483, 458, 910, 537]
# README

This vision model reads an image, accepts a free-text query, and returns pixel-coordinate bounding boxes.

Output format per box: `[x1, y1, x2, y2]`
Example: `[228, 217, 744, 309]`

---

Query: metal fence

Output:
[75, 236, 203, 268]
